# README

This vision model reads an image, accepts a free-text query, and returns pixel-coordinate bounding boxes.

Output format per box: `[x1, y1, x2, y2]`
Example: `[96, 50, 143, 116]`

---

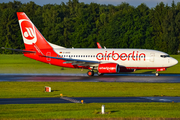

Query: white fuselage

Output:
[53, 48, 178, 69]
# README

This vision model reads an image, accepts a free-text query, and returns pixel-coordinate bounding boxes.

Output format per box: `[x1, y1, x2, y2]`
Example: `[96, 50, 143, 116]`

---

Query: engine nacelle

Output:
[98, 63, 119, 74]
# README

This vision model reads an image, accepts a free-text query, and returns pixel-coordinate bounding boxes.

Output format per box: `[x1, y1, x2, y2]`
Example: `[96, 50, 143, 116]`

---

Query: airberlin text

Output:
[96, 51, 146, 61]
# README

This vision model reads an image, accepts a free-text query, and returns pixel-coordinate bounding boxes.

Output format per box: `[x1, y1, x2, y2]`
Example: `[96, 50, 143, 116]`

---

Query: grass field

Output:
[0, 82, 180, 98]
[1, 103, 180, 119]
[0, 54, 179, 74]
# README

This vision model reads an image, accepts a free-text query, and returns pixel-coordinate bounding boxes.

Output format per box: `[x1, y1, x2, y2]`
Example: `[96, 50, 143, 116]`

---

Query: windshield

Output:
[160, 55, 170, 58]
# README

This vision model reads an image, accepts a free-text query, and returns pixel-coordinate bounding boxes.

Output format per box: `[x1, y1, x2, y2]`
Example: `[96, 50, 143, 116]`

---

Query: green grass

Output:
[0, 103, 180, 119]
[0, 54, 179, 74]
[0, 82, 180, 98]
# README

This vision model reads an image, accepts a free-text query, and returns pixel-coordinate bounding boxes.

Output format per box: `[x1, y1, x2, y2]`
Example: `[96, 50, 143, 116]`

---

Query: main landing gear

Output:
[98, 72, 104, 76]
[87, 71, 94, 76]
[87, 71, 104, 76]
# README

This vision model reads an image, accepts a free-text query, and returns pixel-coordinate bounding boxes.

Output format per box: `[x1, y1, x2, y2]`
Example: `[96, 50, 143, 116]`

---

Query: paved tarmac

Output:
[0, 73, 180, 82]
[1, 74, 180, 104]
[0, 97, 179, 104]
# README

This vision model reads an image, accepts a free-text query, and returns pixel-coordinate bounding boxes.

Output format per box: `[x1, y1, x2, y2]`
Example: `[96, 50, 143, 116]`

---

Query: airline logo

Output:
[96, 51, 146, 61]
[24, 27, 34, 39]
[19, 19, 37, 44]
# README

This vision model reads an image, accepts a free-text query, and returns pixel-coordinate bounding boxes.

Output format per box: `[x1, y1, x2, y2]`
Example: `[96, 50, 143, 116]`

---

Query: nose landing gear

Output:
[155, 72, 159, 76]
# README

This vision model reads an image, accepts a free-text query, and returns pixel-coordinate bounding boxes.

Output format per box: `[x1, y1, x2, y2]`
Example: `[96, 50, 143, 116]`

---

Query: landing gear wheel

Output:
[98, 72, 104, 76]
[87, 71, 94, 76]
[155, 72, 159, 76]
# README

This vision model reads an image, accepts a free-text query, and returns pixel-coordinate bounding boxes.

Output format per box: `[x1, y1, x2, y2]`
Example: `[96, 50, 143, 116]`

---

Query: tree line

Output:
[0, 0, 180, 54]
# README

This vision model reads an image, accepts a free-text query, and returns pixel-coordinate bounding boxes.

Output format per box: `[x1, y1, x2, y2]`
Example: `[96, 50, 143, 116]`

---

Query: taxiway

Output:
[0, 97, 179, 104]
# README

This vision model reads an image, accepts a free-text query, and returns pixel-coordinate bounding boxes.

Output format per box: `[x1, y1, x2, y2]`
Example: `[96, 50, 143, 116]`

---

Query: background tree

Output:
[0, 0, 180, 54]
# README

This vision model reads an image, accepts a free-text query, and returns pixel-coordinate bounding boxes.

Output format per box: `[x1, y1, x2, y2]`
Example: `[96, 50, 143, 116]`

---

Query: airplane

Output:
[2, 12, 178, 76]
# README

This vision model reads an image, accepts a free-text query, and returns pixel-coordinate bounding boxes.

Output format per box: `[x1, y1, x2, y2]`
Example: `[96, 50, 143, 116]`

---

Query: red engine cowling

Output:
[98, 63, 119, 74]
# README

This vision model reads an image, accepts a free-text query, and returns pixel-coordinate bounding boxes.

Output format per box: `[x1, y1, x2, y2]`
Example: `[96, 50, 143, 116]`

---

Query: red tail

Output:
[17, 12, 53, 50]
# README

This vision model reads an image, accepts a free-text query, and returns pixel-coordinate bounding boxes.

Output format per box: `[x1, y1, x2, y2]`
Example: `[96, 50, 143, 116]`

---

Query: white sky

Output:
[1, 0, 179, 8]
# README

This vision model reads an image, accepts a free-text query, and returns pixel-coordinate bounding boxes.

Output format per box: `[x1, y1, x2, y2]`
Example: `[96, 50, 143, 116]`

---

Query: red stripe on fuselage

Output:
[125, 67, 168, 69]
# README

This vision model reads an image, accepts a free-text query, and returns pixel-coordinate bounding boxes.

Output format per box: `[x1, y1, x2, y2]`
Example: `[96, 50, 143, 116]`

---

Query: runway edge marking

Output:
[60, 97, 81, 103]
[141, 97, 173, 102]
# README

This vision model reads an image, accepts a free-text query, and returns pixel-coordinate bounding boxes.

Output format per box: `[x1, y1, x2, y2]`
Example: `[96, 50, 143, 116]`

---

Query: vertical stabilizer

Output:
[17, 12, 65, 51]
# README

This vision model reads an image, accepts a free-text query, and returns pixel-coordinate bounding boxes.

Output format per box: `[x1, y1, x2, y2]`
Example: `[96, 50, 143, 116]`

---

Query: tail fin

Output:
[17, 12, 65, 51]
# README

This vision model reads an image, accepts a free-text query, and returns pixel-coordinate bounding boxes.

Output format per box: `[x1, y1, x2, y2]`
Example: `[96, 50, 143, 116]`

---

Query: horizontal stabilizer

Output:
[1, 47, 36, 53]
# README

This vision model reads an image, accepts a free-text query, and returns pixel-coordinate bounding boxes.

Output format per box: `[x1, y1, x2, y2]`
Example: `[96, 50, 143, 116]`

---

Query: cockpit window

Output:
[160, 55, 170, 58]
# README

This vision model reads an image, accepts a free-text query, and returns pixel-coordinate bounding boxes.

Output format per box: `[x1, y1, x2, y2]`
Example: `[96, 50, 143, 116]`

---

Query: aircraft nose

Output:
[171, 58, 178, 66]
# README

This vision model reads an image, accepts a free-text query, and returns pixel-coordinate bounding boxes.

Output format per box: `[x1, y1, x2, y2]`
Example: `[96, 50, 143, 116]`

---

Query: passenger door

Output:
[150, 53, 155, 62]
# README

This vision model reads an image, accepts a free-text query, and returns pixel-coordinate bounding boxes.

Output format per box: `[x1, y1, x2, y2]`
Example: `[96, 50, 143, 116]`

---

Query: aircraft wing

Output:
[47, 56, 100, 66]
[1, 47, 36, 53]
[97, 42, 102, 49]
[97, 42, 106, 49]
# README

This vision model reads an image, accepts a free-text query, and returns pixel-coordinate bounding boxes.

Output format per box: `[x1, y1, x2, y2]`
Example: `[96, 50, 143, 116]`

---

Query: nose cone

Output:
[171, 58, 178, 66]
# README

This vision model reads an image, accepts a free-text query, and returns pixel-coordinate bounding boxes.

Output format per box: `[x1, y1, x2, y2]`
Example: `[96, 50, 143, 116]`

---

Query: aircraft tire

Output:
[156, 72, 159, 76]
[87, 71, 94, 76]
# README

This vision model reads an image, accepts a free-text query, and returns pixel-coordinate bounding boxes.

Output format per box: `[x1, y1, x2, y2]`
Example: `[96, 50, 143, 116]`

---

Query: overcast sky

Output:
[1, 0, 179, 8]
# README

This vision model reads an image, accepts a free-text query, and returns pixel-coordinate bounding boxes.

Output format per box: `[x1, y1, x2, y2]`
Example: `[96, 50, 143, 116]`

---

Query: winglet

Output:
[97, 42, 102, 49]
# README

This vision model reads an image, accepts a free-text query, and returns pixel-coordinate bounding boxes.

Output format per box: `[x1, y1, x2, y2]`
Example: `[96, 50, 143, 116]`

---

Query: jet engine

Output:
[98, 63, 120, 73]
